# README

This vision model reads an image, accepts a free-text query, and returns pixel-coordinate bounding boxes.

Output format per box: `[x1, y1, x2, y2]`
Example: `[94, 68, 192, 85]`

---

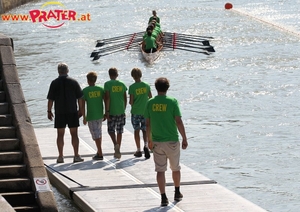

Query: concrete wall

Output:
[0, 33, 58, 211]
[0, 0, 36, 14]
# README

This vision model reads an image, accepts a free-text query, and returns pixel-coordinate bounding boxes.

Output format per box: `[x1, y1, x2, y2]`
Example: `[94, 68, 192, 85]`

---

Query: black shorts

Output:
[145, 48, 157, 53]
[54, 112, 79, 128]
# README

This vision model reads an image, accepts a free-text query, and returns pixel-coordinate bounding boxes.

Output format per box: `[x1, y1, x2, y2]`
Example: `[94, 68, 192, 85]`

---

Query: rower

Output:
[148, 10, 160, 24]
[149, 21, 163, 44]
[142, 30, 158, 53]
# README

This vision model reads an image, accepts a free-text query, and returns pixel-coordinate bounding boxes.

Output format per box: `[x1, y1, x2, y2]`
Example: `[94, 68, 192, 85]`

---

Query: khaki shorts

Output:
[152, 141, 181, 172]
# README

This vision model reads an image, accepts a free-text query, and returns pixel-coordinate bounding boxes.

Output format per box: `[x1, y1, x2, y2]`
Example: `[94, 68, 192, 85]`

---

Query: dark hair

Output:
[86, 71, 97, 83]
[108, 67, 118, 76]
[155, 77, 170, 92]
[148, 24, 154, 30]
[131, 68, 142, 79]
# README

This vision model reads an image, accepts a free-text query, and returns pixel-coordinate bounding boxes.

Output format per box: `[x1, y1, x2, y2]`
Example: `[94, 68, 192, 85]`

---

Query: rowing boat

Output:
[140, 42, 163, 64]
[90, 30, 214, 62]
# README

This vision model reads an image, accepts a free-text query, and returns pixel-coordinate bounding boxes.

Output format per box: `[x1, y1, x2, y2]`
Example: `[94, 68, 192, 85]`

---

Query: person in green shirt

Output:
[148, 10, 160, 24]
[145, 77, 188, 207]
[104, 67, 127, 159]
[143, 30, 158, 53]
[82, 71, 106, 160]
[129, 68, 152, 159]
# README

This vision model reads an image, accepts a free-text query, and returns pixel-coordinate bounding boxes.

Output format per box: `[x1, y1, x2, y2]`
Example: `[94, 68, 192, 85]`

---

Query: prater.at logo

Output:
[28, 1, 90, 29]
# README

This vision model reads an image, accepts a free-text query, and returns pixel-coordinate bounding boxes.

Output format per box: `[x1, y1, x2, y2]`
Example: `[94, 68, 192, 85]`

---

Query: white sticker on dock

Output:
[34, 177, 51, 191]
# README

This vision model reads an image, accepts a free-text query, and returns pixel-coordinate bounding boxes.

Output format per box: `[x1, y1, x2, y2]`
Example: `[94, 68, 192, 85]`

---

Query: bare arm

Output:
[104, 91, 110, 120]
[102, 98, 107, 121]
[80, 98, 87, 125]
[47, 100, 54, 121]
[129, 94, 134, 106]
[148, 90, 152, 99]
[124, 92, 127, 111]
[175, 116, 188, 149]
[77, 98, 83, 118]
[146, 118, 153, 150]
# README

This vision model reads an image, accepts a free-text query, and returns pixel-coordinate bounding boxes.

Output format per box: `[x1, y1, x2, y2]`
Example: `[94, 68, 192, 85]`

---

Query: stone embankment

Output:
[0, 34, 58, 211]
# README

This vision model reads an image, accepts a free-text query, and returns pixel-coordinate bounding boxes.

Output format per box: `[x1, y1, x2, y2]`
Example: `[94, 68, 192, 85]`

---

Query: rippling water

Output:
[1, 0, 300, 211]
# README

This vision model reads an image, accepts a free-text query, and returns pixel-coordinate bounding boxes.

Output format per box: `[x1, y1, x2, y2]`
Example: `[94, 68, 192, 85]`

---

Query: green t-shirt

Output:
[154, 26, 161, 34]
[148, 16, 160, 24]
[82, 85, 104, 121]
[144, 35, 157, 50]
[104, 79, 127, 115]
[129, 81, 151, 115]
[144, 95, 181, 142]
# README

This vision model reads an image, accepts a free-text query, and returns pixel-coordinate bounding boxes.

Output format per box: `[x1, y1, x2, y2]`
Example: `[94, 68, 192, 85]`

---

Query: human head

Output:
[155, 77, 170, 92]
[148, 24, 154, 31]
[131, 68, 142, 80]
[86, 71, 97, 84]
[152, 10, 157, 16]
[108, 67, 118, 79]
[57, 63, 69, 75]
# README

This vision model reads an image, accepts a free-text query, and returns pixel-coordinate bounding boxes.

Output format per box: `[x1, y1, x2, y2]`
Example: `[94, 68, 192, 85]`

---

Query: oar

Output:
[171, 36, 211, 46]
[96, 38, 132, 47]
[164, 43, 215, 52]
[168, 40, 212, 49]
[165, 46, 211, 55]
[91, 39, 143, 57]
[96, 32, 144, 47]
[96, 37, 143, 50]
[171, 32, 214, 39]
[174, 44, 215, 52]
[96, 36, 143, 48]
[164, 32, 213, 40]
[96, 31, 144, 42]
[91, 43, 128, 57]
[164, 38, 211, 46]
[93, 48, 128, 61]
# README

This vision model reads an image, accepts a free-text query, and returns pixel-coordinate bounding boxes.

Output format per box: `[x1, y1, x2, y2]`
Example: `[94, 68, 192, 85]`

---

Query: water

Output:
[1, 0, 300, 211]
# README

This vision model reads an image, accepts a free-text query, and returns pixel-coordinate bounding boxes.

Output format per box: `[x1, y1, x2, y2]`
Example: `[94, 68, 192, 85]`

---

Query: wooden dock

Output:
[35, 125, 266, 212]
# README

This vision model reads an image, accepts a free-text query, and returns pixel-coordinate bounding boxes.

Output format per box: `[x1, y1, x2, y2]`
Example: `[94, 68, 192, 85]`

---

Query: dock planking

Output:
[35, 126, 266, 212]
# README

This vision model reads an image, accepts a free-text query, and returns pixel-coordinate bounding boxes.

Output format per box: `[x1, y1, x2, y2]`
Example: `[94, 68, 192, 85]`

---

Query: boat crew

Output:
[149, 21, 163, 43]
[148, 10, 160, 24]
[142, 30, 158, 53]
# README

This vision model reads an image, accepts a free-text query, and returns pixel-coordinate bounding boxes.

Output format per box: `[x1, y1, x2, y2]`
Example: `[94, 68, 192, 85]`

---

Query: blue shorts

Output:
[88, 119, 103, 140]
[54, 113, 79, 128]
[107, 114, 126, 134]
[131, 114, 146, 131]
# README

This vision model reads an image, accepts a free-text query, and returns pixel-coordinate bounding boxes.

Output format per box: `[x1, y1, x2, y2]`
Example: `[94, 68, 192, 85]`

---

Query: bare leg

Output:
[109, 132, 117, 146]
[142, 130, 147, 146]
[134, 129, 140, 150]
[157, 171, 166, 194]
[117, 133, 122, 147]
[69, 127, 80, 157]
[110, 132, 121, 159]
[57, 128, 65, 157]
[172, 170, 181, 187]
[94, 137, 103, 156]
